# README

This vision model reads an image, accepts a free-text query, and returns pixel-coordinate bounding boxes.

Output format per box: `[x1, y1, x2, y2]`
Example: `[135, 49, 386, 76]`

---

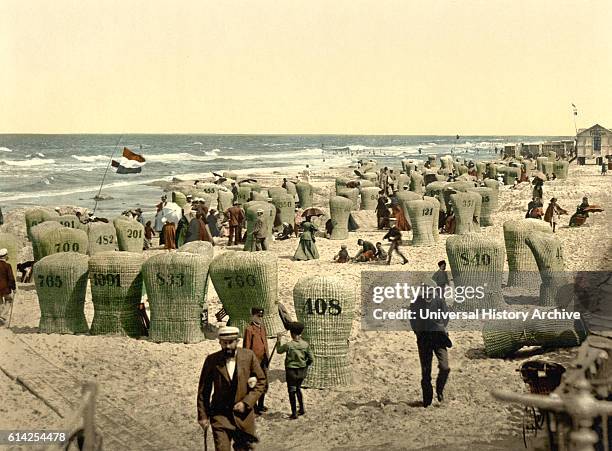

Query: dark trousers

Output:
[211, 425, 253, 451]
[416, 335, 450, 406]
[286, 367, 307, 415]
[228, 225, 242, 245]
[257, 359, 269, 411]
[387, 241, 407, 264]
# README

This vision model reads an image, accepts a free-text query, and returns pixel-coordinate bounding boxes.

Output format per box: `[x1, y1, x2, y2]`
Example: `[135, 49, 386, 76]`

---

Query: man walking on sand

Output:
[226, 202, 245, 246]
[0, 248, 16, 326]
[243, 307, 270, 414]
[197, 326, 266, 451]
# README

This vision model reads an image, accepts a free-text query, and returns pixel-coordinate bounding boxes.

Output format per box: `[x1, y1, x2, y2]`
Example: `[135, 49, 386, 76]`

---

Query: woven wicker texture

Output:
[476, 162, 487, 179]
[503, 219, 553, 288]
[178, 241, 214, 259]
[335, 177, 349, 193]
[337, 188, 360, 210]
[209, 251, 283, 335]
[0, 233, 18, 278]
[38, 227, 88, 259]
[243, 182, 262, 192]
[34, 252, 89, 334]
[267, 187, 288, 199]
[223, 171, 238, 180]
[235, 186, 252, 205]
[172, 191, 187, 207]
[142, 252, 212, 343]
[295, 182, 313, 208]
[504, 167, 521, 185]
[542, 161, 554, 176]
[251, 191, 269, 202]
[218, 190, 234, 212]
[450, 192, 478, 235]
[469, 187, 495, 227]
[88, 251, 145, 337]
[393, 174, 407, 191]
[535, 157, 547, 172]
[405, 199, 435, 246]
[31, 222, 63, 261]
[409, 172, 424, 194]
[427, 155, 437, 166]
[189, 191, 214, 209]
[486, 163, 498, 179]
[446, 234, 506, 310]
[195, 184, 220, 209]
[482, 315, 586, 358]
[271, 194, 296, 225]
[457, 165, 468, 175]
[402, 161, 417, 175]
[113, 218, 145, 253]
[25, 208, 59, 241]
[359, 180, 376, 188]
[525, 232, 571, 307]
[329, 196, 353, 240]
[440, 156, 454, 171]
[49, 215, 85, 231]
[448, 180, 476, 192]
[553, 161, 569, 179]
[362, 172, 378, 183]
[360, 187, 380, 210]
[425, 181, 448, 198]
[293, 275, 355, 389]
[243, 201, 275, 251]
[361, 162, 376, 172]
[284, 181, 297, 197]
[86, 222, 118, 255]
[422, 196, 441, 242]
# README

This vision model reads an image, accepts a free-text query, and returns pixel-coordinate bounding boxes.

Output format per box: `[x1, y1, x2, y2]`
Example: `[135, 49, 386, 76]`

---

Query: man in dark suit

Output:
[197, 326, 266, 451]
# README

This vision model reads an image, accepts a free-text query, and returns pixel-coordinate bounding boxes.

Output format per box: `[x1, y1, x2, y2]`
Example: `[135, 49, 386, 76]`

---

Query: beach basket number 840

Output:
[305, 298, 342, 316]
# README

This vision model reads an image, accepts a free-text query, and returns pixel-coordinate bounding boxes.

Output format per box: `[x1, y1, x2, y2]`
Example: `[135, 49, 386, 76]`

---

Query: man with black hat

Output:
[225, 202, 245, 246]
[198, 326, 266, 451]
[243, 308, 269, 414]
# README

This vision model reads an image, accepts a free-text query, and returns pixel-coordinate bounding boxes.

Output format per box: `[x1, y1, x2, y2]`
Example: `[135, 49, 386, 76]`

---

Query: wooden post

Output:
[82, 382, 97, 451]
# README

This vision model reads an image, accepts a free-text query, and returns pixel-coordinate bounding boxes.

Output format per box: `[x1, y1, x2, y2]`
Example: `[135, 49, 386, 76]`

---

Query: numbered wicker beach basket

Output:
[113, 218, 145, 253]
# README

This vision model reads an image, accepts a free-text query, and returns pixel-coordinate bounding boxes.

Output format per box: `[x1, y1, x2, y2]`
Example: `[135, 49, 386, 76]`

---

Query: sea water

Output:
[0, 134, 570, 220]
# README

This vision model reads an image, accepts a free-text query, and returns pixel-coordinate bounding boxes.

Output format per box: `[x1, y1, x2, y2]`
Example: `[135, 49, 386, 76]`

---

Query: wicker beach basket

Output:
[329, 196, 353, 240]
[504, 166, 521, 185]
[34, 252, 89, 334]
[553, 161, 569, 179]
[209, 251, 283, 335]
[503, 219, 553, 289]
[486, 163, 498, 179]
[217, 190, 234, 212]
[359, 180, 376, 188]
[446, 234, 506, 310]
[542, 161, 554, 177]
[142, 252, 212, 343]
[38, 227, 88, 259]
[223, 171, 238, 181]
[268, 186, 288, 199]
[235, 186, 252, 205]
[402, 160, 416, 175]
[295, 182, 313, 209]
[360, 187, 379, 210]
[405, 199, 435, 246]
[335, 177, 349, 193]
[362, 172, 378, 183]
[469, 187, 495, 227]
[88, 251, 146, 337]
[337, 187, 360, 210]
[113, 218, 145, 253]
[450, 192, 479, 235]
[482, 315, 586, 358]
[284, 181, 297, 198]
[535, 157, 548, 172]
[178, 240, 214, 257]
[396, 173, 410, 190]
[50, 215, 85, 231]
[476, 162, 487, 180]
[86, 222, 118, 255]
[457, 164, 468, 175]
[423, 196, 441, 242]
[427, 155, 437, 166]
[25, 208, 59, 241]
[243, 201, 275, 251]
[271, 194, 295, 225]
[525, 232, 571, 307]
[172, 191, 187, 208]
[425, 181, 448, 198]
[293, 275, 355, 389]
[0, 233, 18, 279]
[31, 222, 63, 261]
[196, 184, 220, 208]
[251, 191, 269, 202]
[409, 172, 424, 194]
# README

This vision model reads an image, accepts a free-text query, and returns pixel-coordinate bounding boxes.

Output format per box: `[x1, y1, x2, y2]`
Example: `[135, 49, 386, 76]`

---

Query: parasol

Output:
[301, 208, 325, 218]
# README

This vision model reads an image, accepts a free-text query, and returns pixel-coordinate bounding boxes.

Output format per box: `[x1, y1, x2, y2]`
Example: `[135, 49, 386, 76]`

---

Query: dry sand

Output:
[0, 164, 610, 450]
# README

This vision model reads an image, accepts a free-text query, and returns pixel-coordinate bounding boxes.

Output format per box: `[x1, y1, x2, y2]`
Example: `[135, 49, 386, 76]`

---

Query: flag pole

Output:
[93, 136, 123, 214]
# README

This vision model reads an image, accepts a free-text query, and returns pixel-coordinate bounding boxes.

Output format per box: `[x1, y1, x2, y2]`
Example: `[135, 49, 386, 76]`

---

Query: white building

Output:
[576, 124, 612, 164]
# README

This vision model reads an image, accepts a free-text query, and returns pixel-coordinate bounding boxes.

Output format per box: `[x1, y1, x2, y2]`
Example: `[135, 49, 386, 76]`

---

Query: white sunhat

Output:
[0, 248, 7, 257]
[218, 326, 240, 340]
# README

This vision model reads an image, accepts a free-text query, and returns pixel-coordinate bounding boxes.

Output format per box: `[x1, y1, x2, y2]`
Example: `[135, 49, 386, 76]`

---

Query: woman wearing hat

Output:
[544, 197, 567, 233]
[293, 217, 319, 261]
[0, 248, 16, 326]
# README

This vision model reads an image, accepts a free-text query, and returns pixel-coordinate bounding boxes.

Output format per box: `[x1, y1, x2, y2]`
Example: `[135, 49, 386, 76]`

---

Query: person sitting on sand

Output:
[374, 242, 388, 262]
[276, 222, 294, 241]
[353, 239, 376, 262]
[525, 197, 543, 219]
[293, 218, 318, 261]
[543, 197, 567, 233]
[333, 245, 350, 263]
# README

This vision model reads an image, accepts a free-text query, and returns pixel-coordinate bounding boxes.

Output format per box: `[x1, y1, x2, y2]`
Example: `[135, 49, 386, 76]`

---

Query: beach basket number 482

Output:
[305, 298, 342, 316]
[96, 235, 115, 245]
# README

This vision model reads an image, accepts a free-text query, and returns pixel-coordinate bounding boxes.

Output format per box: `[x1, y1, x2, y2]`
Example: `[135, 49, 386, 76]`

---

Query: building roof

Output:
[576, 124, 612, 137]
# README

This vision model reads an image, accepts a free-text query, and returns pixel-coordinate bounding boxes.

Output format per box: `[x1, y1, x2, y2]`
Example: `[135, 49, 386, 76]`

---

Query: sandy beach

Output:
[1, 164, 610, 451]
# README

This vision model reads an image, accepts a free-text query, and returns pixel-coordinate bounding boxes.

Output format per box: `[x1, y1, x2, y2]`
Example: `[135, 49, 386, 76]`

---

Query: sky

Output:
[1, 0, 611, 135]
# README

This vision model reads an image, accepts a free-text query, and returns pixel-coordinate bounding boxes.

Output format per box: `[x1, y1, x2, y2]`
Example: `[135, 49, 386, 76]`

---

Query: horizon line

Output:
[0, 132, 576, 137]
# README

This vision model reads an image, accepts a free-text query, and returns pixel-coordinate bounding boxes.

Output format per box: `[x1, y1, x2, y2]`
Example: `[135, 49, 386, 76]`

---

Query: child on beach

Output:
[276, 322, 314, 419]
[144, 221, 155, 249]
[333, 244, 350, 263]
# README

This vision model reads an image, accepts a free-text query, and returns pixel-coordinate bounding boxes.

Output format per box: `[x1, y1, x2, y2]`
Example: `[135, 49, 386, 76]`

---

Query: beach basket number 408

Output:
[305, 298, 342, 316]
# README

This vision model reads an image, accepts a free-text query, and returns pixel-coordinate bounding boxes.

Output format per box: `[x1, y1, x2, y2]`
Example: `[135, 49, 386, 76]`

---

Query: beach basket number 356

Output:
[305, 298, 342, 316]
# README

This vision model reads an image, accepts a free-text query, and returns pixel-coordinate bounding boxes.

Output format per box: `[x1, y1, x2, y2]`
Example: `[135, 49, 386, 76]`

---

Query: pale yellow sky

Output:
[1, 0, 611, 135]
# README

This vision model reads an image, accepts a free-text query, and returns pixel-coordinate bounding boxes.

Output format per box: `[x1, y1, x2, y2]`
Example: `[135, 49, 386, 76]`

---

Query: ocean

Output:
[0, 134, 570, 219]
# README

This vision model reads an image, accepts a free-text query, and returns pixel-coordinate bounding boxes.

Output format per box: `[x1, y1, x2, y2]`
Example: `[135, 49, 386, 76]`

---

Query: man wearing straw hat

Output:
[251, 209, 267, 251]
[0, 248, 16, 326]
[198, 326, 266, 451]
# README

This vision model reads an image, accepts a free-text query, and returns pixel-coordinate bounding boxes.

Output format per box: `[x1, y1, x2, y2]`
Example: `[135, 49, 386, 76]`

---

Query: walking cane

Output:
[203, 425, 209, 451]
[7, 291, 15, 328]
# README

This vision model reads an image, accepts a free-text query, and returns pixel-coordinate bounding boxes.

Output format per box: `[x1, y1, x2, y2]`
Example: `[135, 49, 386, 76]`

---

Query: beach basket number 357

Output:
[305, 298, 342, 316]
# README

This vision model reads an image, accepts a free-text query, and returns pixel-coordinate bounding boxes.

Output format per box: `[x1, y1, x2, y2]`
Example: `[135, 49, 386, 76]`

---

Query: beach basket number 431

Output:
[305, 298, 342, 316]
